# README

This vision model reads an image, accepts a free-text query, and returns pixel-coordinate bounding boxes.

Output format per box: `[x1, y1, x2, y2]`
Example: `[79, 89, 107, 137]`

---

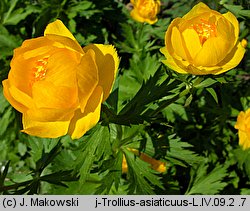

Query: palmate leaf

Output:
[95, 151, 123, 194]
[234, 148, 250, 180]
[186, 162, 228, 195]
[105, 68, 182, 126]
[40, 170, 79, 188]
[123, 148, 164, 194]
[166, 135, 202, 167]
[223, 4, 250, 18]
[75, 124, 112, 186]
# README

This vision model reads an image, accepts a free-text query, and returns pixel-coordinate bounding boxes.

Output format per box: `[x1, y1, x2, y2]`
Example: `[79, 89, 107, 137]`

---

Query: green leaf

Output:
[166, 135, 202, 167]
[186, 162, 228, 195]
[40, 170, 79, 188]
[75, 125, 111, 185]
[123, 148, 164, 194]
[0, 87, 10, 113]
[0, 161, 10, 190]
[95, 151, 123, 194]
[206, 87, 219, 104]
[184, 94, 193, 107]
[234, 148, 250, 180]
[35, 140, 62, 174]
[0, 107, 15, 136]
[223, 4, 250, 18]
[107, 68, 182, 125]
[194, 78, 217, 89]
[18, 142, 27, 157]
[27, 136, 59, 163]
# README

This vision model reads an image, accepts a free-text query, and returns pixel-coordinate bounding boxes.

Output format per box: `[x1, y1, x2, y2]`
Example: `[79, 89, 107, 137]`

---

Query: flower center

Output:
[32, 57, 48, 82]
[191, 19, 216, 44]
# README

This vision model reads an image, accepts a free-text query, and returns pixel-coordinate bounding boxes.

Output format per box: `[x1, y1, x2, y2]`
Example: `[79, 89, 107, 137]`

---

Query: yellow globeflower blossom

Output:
[160, 2, 246, 75]
[235, 109, 250, 150]
[2, 20, 119, 139]
[122, 149, 166, 173]
[130, 0, 161, 24]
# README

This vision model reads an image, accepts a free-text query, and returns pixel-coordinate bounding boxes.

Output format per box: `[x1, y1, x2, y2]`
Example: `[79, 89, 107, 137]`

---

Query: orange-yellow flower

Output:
[235, 109, 250, 150]
[122, 149, 166, 173]
[160, 2, 246, 75]
[2, 20, 119, 139]
[130, 0, 161, 24]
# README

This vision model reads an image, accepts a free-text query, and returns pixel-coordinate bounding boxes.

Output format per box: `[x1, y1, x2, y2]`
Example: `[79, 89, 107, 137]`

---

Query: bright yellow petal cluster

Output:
[130, 0, 161, 24]
[235, 109, 250, 150]
[122, 149, 166, 173]
[160, 2, 246, 75]
[2, 20, 119, 139]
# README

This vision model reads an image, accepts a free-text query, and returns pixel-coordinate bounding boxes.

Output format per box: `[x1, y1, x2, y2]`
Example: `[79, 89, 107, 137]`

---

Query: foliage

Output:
[0, 0, 250, 195]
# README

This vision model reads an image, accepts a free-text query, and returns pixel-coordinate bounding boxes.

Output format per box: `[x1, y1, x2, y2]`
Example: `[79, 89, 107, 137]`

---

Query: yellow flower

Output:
[160, 2, 246, 75]
[122, 149, 166, 173]
[235, 109, 250, 150]
[130, 0, 161, 24]
[2, 20, 119, 139]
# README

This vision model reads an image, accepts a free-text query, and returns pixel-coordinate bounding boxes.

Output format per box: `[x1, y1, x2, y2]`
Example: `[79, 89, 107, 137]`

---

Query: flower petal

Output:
[130, 9, 145, 23]
[32, 81, 78, 109]
[160, 47, 187, 74]
[165, 18, 182, 56]
[26, 107, 75, 122]
[22, 113, 70, 138]
[194, 36, 229, 66]
[2, 80, 34, 113]
[171, 27, 190, 61]
[239, 130, 250, 150]
[182, 28, 202, 59]
[77, 48, 99, 112]
[45, 49, 79, 88]
[68, 86, 103, 139]
[17, 37, 54, 60]
[182, 2, 210, 20]
[83, 44, 119, 101]
[46, 34, 83, 54]
[44, 19, 76, 41]
[235, 111, 246, 130]
[223, 12, 239, 43]
[215, 41, 246, 75]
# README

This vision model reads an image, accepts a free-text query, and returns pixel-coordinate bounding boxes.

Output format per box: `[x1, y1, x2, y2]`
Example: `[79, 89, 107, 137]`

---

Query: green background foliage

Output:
[0, 0, 250, 194]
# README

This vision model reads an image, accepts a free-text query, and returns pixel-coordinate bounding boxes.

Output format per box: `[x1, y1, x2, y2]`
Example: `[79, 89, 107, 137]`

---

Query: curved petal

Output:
[165, 18, 182, 55]
[223, 11, 239, 43]
[26, 107, 75, 122]
[182, 28, 202, 59]
[22, 113, 70, 138]
[68, 86, 103, 139]
[160, 47, 187, 74]
[182, 2, 210, 20]
[32, 81, 78, 109]
[194, 36, 229, 66]
[44, 19, 76, 41]
[45, 49, 79, 88]
[83, 44, 119, 101]
[44, 20, 83, 53]
[16, 37, 54, 60]
[171, 27, 190, 61]
[235, 111, 246, 130]
[239, 130, 250, 150]
[215, 41, 246, 75]
[46, 34, 84, 54]
[2, 80, 34, 113]
[77, 49, 99, 112]
[130, 9, 145, 23]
